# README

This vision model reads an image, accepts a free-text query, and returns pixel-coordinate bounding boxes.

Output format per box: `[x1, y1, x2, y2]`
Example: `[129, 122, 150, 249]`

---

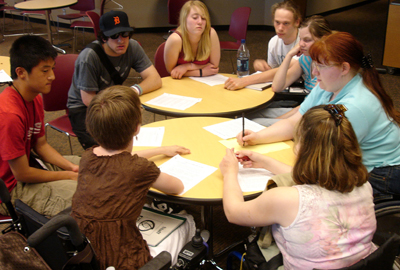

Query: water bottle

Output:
[237, 39, 250, 78]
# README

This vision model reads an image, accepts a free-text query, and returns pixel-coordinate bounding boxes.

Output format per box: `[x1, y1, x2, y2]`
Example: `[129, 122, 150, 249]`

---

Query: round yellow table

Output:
[132, 117, 295, 263]
[140, 74, 275, 118]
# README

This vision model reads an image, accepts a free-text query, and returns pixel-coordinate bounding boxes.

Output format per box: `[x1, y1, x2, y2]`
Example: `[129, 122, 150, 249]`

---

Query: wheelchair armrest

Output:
[139, 251, 171, 270]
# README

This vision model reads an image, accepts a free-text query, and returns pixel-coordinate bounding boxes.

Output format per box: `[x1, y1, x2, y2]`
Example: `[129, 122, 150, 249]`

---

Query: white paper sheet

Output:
[158, 155, 218, 195]
[237, 165, 274, 192]
[189, 74, 229, 86]
[146, 93, 202, 110]
[133, 127, 165, 147]
[245, 82, 272, 91]
[0, 70, 12, 83]
[203, 117, 265, 139]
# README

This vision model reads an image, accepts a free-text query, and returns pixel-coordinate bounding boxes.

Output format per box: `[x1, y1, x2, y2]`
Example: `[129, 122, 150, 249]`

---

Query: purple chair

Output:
[154, 42, 170, 78]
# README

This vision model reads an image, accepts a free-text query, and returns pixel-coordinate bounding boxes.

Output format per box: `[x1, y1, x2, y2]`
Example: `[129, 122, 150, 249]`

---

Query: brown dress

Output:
[71, 148, 160, 270]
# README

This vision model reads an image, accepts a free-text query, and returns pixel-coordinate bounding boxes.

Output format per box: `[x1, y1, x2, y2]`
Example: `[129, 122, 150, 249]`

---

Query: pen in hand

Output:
[242, 113, 245, 146]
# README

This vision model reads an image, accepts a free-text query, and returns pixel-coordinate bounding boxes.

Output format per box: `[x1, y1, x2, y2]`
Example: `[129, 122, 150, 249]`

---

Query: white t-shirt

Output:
[267, 32, 300, 68]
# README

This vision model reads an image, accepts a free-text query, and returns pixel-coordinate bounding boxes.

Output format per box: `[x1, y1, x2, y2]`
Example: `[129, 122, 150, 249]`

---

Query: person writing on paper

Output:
[221, 105, 377, 269]
[247, 15, 332, 126]
[237, 32, 400, 201]
[71, 86, 195, 270]
[224, 0, 301, 90]
[164, 0, 220, 79]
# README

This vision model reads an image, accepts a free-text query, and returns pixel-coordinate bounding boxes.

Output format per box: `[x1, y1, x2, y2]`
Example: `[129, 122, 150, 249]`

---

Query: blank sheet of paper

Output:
[133, 127, 165, 147]
[158, 155, 218, 195]
[0, 70, 12, 83]
[146, 93, 202, 110]
[189, 74, 229, 86]
[219, 138, 290, 154]
[238, 165, 274, 192]
[203, 118, 265, 140]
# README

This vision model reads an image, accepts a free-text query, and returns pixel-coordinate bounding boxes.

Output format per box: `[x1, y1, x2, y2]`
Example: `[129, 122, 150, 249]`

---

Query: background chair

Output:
[219, 7, 251, 73]
[154, 42, 170, 78]
[163, 0, 188, 39]
[86, 11, 100, 38]
[42, 54, 78, 155]
[56, 0, 95, 31]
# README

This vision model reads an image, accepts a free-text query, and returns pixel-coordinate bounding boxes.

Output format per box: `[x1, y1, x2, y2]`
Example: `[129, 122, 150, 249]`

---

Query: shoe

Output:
[151, 198, 183, 214]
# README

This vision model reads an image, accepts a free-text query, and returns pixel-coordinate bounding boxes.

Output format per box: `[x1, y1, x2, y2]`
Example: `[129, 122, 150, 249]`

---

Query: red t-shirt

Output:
[0, 86, 45, 193]
[175, 31, 211, 66]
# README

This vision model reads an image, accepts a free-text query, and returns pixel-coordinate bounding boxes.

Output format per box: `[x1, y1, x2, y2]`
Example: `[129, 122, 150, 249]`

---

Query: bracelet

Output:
[199, 69, 203, 77]
[131, 84, 143, 96]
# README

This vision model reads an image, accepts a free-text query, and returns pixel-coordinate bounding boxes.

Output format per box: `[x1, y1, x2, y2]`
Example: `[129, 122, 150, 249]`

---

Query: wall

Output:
[7, 0, 369, 28]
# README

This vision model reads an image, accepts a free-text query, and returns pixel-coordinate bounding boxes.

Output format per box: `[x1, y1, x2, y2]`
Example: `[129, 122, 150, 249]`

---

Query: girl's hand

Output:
[171, 65, 188, 79]
[219, 148, 239, 176]
[163, 145, 191, 156]
[237, 129, 258, 146]
[288, 44, 301, 58]
[224, 77, 245, 91]
[202, 63, 219, 76]
[235, 150, 265, 169]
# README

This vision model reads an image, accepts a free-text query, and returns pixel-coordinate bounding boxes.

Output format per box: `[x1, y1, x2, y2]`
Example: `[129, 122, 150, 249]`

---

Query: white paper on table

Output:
[146, 93, 202, 110]
[189, 74, 229, 86]
[245, 82, 272, 91]
[237, 164, 274, 192]
[133, 127, 165, 147]
[203, 117, 265, 140]
[158, 155, 218, 195]
[0, 70, 12, 83]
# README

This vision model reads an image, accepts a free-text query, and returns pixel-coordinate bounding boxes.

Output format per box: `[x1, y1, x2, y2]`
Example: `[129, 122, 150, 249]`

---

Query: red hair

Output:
[310, 32, 400, 124]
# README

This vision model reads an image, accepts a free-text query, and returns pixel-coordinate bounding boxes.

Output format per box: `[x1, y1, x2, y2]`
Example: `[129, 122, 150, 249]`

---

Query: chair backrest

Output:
[42, 54, 79, 112]
[154, 42, 170, 78]
[228, 7, 251, 43]
[86, 11, 100, 37]
[167, 0, 188, 25]
[69, 0, 95, 12]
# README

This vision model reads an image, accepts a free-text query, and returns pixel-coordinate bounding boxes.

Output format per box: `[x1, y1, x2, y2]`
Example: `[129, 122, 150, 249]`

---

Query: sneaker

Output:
[151, 198, 183, 214]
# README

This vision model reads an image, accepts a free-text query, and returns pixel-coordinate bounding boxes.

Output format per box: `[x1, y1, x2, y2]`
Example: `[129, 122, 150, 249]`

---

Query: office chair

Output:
[163, 0, 188, 39]
[219, 7, 251, 73]
[42, 54, 79, 155]
[154, 42, 170, 78]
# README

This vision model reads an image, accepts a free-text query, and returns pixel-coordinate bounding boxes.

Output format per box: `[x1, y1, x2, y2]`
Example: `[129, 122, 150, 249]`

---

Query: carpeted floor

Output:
[1, 0, 400, 268]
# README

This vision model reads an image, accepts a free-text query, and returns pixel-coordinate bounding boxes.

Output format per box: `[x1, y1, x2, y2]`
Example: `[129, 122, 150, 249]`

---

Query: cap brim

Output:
[103, 27, 134, 37]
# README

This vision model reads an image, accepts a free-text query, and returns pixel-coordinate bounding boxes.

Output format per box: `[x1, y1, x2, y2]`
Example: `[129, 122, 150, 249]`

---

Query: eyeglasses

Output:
[324, 104, 348, 126]
[312, 62, 336, 72]
[109, 31, 132, 40]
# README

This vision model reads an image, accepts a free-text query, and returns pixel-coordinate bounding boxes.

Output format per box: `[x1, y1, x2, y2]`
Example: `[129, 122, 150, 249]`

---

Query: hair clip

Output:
[361, 53, 374, 69]
[324, 104, 348, 126]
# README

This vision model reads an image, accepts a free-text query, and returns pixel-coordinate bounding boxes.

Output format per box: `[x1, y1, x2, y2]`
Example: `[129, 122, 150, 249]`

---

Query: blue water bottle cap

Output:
[241, 39, 245, 43]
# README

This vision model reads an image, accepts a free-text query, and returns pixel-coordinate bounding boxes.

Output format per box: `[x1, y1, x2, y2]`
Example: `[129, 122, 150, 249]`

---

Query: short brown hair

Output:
[86, 86, 142, 150]
[292, 105, 368, 193]
[271, 0, 302, 24]
[300, 15, 332, 40]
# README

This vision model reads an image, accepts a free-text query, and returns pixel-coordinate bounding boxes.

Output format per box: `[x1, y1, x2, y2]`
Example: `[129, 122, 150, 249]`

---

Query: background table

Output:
[140, 74, 275, 118]
[14, 0, 77, 46]
[0, 56, 10, 75]
[132, 117, 295, 265]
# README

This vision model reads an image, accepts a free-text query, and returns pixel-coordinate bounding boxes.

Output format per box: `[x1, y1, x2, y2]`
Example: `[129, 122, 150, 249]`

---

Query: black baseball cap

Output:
[99, 10, 134, 37]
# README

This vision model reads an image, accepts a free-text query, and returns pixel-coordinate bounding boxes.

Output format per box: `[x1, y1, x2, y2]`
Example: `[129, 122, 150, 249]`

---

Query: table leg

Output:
[44, 10, 52, 44]
[200, 205, 223, 270]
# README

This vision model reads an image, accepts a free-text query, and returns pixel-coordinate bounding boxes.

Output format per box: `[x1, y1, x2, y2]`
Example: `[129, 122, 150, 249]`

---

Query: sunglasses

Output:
[109, 31, 132, 40]
[324, 104, 348, 126]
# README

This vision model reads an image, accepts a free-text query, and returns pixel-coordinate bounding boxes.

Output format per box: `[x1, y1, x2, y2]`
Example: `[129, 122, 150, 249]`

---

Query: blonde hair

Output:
[300, 15, 332, 40]
[176, 0, 211, 62]
[292, 105, 368, 193]
[271, 0, 302, 24]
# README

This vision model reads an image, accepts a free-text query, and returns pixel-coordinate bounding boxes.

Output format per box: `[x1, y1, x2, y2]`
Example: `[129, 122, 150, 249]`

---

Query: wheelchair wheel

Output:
[373, 200, 400, 246]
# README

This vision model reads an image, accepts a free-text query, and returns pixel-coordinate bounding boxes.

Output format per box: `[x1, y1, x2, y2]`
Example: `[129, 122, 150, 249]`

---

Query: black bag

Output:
[243, 234, 283, 270]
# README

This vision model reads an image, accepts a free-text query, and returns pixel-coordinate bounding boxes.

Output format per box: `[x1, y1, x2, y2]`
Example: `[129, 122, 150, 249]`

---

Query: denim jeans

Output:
[369, 165, 400, 202]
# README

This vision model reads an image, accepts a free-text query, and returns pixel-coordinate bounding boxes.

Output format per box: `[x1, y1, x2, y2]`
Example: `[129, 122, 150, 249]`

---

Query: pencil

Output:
[242, 113, 245, 146]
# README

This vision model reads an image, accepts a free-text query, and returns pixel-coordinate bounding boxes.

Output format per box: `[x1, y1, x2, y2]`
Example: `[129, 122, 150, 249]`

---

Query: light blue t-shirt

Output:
[298, 55, 316, 92]
[299, 74, 400, 171]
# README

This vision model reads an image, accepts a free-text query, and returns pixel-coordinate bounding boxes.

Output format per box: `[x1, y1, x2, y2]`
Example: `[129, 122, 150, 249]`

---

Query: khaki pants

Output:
[0, 156, 80, 218]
